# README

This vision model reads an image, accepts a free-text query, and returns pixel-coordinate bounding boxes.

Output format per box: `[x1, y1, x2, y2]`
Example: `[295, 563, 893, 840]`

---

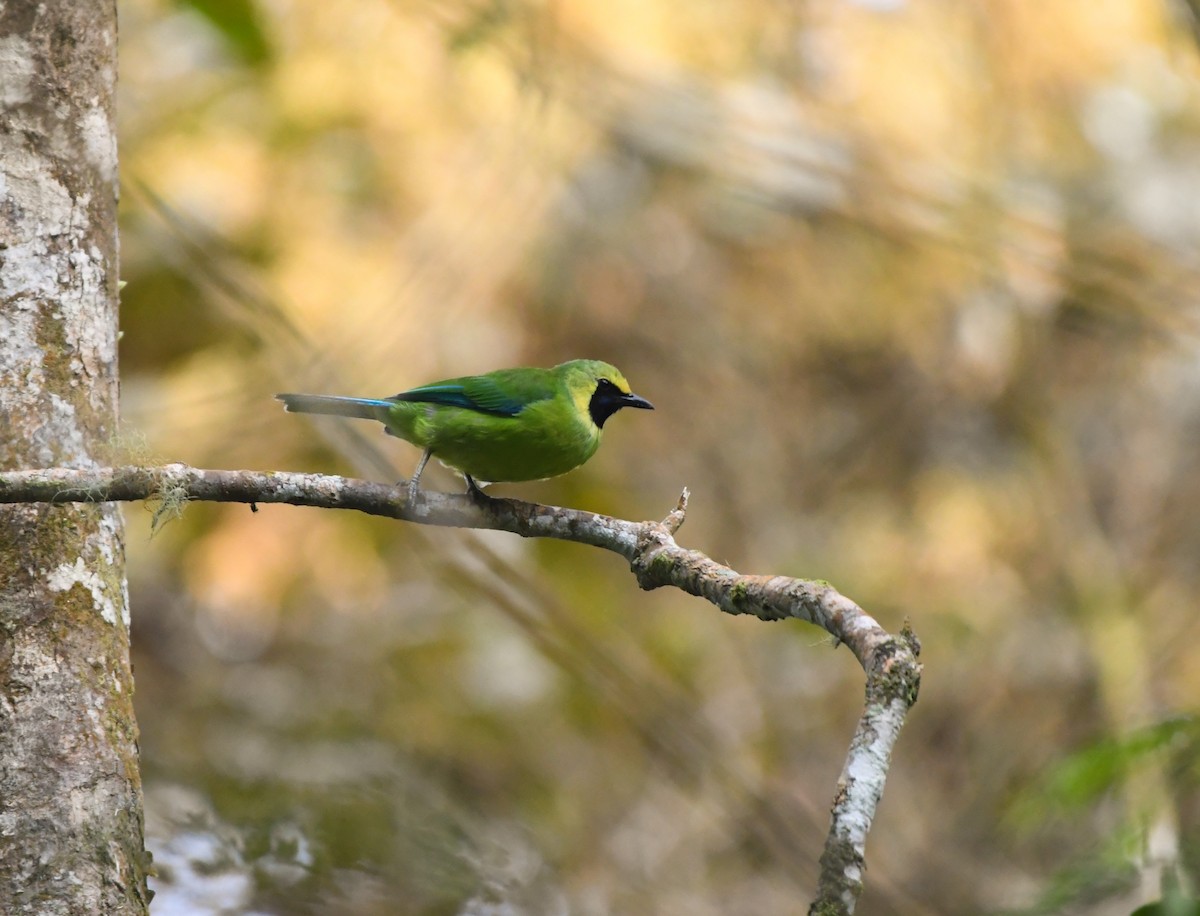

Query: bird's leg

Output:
[407, 448, 432, 502]
[465, 474, 492, 503]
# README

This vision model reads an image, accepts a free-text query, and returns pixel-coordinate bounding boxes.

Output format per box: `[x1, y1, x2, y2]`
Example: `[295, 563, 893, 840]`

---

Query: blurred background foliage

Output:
[115, 0, 1200, 912]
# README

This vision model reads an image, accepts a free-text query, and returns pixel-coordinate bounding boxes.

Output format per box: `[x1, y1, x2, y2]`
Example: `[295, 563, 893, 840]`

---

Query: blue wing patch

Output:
[390, 379, 530, 417]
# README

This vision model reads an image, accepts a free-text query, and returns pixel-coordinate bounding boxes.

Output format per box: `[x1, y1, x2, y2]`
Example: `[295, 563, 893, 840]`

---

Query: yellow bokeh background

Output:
[116, 1, 1200, 912]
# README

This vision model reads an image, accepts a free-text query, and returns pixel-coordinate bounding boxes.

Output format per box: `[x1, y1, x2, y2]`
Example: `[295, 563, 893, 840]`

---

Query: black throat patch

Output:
[588, 380, 627, 428]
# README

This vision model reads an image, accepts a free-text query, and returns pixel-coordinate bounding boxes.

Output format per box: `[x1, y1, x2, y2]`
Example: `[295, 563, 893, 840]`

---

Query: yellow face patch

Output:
[569, 382, 594, 424]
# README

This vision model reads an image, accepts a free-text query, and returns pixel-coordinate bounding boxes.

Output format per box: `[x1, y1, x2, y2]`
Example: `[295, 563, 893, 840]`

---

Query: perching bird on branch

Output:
[276, 359, 653, 499]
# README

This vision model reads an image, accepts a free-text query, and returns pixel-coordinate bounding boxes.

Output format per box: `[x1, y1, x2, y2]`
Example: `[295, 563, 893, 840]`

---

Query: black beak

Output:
[623, 393, 654, 410]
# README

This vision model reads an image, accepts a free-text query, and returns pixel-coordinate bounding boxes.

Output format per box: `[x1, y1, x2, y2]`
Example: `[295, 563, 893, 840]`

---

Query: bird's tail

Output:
[275, 393, 393, 420]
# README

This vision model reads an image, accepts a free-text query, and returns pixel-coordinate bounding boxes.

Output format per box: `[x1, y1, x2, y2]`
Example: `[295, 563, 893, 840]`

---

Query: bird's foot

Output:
[465, 475, 492, 504]
[405, 448, 432, 504]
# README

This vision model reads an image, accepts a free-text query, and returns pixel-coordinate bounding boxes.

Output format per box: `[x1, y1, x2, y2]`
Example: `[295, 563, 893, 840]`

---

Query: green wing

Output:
[389, 367, 556, 418]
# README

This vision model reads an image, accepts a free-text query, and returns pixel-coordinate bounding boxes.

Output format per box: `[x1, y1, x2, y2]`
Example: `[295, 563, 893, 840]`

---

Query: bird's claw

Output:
[465, 475, 492, 503]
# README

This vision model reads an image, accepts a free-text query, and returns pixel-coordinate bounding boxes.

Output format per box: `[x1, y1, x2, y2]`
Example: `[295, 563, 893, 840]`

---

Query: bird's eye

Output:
[597, 378, 616, 390]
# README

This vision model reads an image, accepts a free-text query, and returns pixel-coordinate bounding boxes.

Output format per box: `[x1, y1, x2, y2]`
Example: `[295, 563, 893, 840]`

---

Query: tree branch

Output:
[0, 464, 921, 914]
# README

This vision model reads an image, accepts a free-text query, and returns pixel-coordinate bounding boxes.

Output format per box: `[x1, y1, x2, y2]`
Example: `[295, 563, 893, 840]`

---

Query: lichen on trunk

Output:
[0, 1, 149, 912]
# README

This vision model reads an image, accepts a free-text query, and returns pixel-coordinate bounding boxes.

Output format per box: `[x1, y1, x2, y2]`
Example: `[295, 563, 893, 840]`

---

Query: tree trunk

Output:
[0, 1, 149, 912]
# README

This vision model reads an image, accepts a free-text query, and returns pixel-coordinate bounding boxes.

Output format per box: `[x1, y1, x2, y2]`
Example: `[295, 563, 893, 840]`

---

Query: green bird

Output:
[276, 359, 653, 499]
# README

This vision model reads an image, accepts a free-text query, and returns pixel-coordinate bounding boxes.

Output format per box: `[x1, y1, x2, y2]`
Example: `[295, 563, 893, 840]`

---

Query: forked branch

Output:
[0, 464, 921, 914]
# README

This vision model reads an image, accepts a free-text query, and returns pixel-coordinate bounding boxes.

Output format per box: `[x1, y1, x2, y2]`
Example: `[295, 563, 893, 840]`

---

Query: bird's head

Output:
[559, 360, 654, 429]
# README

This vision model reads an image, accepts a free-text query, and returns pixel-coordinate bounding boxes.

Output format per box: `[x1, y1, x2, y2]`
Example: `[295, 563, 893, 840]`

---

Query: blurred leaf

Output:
[174, 0, 271, 65]
[1012, 836, 1139, 916]
[447, 0, 511, 53]
[1131, 896, 1200, 916]
[1012, 717, 1199, 825]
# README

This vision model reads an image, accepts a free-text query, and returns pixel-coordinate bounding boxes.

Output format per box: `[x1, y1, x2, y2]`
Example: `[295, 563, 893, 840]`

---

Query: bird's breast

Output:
[424, 399, 600, 482]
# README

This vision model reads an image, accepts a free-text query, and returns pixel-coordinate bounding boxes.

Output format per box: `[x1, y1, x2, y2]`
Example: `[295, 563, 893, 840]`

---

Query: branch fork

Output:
[0, 464, 920, 915]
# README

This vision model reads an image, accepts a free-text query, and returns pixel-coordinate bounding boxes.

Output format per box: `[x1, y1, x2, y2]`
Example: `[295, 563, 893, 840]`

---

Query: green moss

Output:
[810, 896, 856, 916]
[649, 551, 674, 577]
[728, 579, 754, 613]
[34, 310, 73, 386]
[869, 639, 922, 708]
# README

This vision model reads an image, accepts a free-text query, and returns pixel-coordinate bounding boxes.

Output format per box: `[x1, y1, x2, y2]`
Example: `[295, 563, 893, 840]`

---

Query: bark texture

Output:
[0, 1, 148, 912]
